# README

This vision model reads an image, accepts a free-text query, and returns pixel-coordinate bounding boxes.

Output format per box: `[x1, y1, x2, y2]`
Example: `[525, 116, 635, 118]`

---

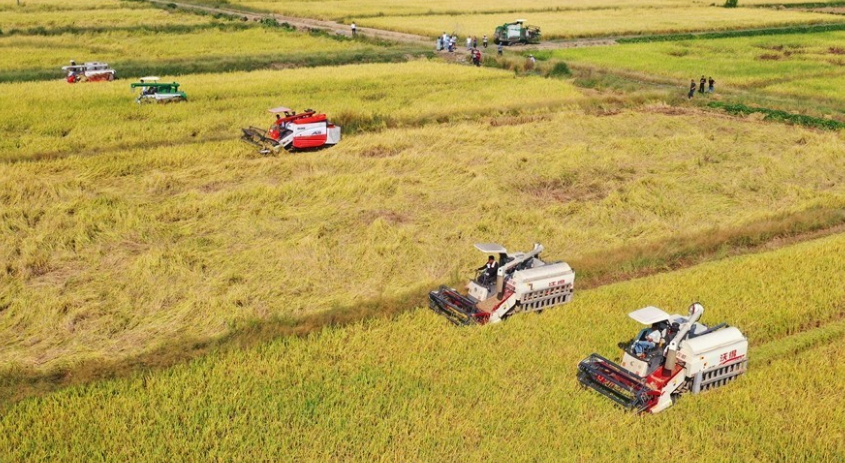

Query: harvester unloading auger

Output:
[429, 243, 575, 325]
[241, 106, 341, 155]
[578, 303, 748, 413]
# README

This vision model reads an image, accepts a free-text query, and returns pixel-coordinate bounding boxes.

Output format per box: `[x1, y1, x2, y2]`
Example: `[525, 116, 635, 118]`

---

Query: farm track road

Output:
[140, 0, 845, 52]
[143, 0, 618, 50]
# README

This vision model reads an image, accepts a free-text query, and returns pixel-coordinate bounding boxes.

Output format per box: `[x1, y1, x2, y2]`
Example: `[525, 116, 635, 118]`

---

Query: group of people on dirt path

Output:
[435, 32, 487, 66]
[436, 32, 488, 53]
[688, 75, 715, 98]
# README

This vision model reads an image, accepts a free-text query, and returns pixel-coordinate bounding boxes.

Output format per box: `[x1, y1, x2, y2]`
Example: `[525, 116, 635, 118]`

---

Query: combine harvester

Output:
[429, 243, 575, 325]
[493, 20, 541, 45]
[241, 106, 341, 154]
[578, 303, 748, 413]
[131, 77, 187, 104]
[62, 61, 115, 83]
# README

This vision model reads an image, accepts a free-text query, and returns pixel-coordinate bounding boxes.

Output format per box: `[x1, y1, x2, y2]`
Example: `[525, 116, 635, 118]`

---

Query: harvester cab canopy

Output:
[139, 76, 160, 83]
[473, 243, 508, 254]
[628, 306, 672, 325]
[268, 106, 294, 114]
[131, 81, 180, 91]
[62, 62, 111, 72]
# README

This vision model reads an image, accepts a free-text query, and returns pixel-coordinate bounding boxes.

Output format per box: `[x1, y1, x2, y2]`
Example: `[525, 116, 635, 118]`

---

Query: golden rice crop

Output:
[356, 7, 839, 40]
[238, 0, 691, 19]
[0, 6, 209, 30]
[0, 0, 126, 11]
[555, 30, 845, 88]
[2, 232, 844, 461]
[0, 62, 582, 161]
[0, 26, 383, 73]
[2, 62, 845, 375]
[761, 74, 845, 104]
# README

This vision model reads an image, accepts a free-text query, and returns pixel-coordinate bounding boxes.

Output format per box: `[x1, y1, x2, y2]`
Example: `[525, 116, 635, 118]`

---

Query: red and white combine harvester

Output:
[62, 61, 115, 83]
[241, 106, 341, 154]
[578, 303, 748, 413]
[429, 243, 575, 325]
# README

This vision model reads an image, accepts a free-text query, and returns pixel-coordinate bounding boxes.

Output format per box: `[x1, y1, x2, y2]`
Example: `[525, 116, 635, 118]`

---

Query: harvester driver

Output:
[633, 324, 663, 358]
[477, 256, 499, 285]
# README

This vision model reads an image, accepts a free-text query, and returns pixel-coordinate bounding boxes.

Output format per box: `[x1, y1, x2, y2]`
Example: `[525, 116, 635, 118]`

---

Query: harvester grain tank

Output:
[577, 303, 748, 413]
[62, 61, 115, 83]
[241, 106, 341, 154]
[493, 20, 541, 45]
[429, 243, 574, 325]
[131, 77, 187, 104]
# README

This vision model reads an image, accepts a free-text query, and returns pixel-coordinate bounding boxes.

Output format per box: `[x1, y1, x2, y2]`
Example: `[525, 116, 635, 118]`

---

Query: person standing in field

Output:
[466, 36, 472, 50]
[708, 76, 715, 93]
[497, 42, 503, 56]
[699, 75, 706, 94]
[688, 79, 696, 99]
[483, 35, 488, 48]
[472, 36, 478, 48]
[351, 22, 357, 36]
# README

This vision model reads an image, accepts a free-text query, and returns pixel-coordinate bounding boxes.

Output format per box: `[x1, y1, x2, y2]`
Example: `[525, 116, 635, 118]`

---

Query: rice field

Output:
[2, 232, 844, 461]
[0, 0, 131, 11]
[3, 0, 845, 460]
[555, 30, 845, 88]
[238, 0, 692, 19]
[354, 7, 839, 39]
[4, 60, 845, 378]
[0, 6, 209, 30]
[234, 0, 843, 19]
[0, 27, 389, 74]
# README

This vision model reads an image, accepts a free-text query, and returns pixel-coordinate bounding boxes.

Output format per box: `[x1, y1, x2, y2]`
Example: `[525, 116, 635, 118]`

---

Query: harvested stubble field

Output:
[2, 232, 845, 460]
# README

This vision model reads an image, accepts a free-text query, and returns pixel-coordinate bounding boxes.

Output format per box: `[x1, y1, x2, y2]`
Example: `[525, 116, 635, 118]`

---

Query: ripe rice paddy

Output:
[354, 7, 839, 40]
[3, 0, 845, 460]
[2, 232, 844, 460]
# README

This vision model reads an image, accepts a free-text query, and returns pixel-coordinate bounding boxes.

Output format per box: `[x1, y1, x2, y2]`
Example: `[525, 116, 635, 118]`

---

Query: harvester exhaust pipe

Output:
[496, 243, 544, 299]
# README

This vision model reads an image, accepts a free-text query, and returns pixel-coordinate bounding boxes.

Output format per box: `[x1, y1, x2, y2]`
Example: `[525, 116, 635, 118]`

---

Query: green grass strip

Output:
[708, 101, 845, 130]
[617, 22, 845, 44]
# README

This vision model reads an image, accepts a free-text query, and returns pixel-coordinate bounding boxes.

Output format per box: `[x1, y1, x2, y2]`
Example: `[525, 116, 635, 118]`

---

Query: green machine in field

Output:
[130, 77, 187, 104]
[493, 19, 541, 45]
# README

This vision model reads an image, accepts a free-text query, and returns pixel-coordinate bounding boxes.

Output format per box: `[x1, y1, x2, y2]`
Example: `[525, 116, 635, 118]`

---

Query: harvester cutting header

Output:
[578, 303, 748, 413]
[429, 243, 574, 325]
